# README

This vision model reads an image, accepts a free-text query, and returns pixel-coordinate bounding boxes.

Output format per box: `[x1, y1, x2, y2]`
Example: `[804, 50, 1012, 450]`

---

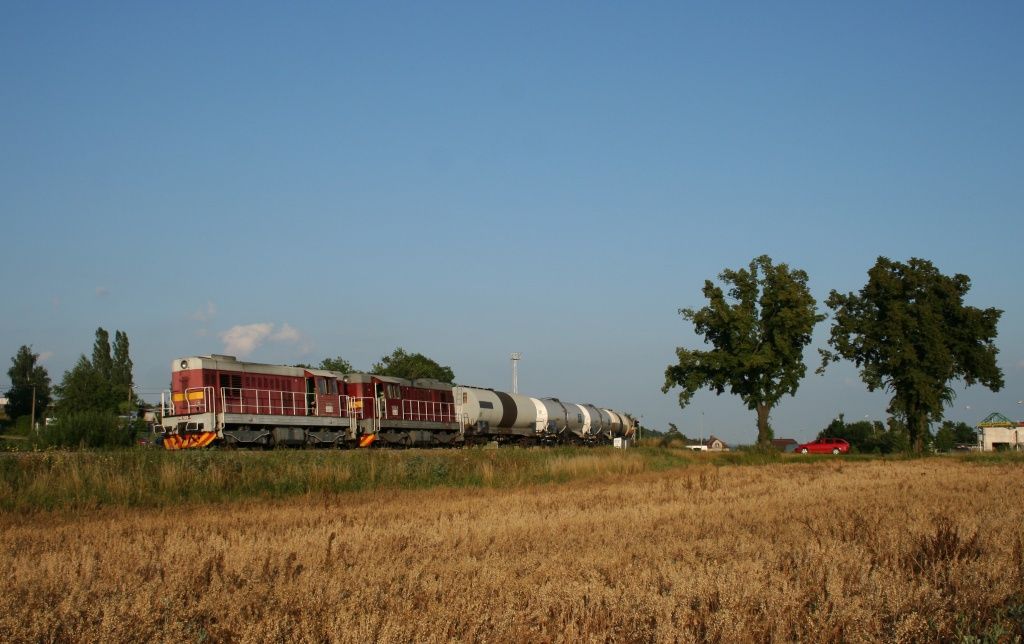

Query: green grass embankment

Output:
[1, 447, 1017, 514]
[0, 447, 699, 513]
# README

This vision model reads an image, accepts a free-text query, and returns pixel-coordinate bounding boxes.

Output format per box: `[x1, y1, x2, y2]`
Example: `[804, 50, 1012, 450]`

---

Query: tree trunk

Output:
[906, 410, 927, 453]
[756, 404, 772, 447]
[913, 416, 927, 453]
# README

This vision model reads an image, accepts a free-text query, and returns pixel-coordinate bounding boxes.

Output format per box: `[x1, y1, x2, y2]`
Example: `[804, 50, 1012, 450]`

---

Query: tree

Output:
[936, 420, 978, 450]
[818, 414, 903, 454]
[5, 345, 52, 421]
[54, 355, 106, 414]
[91, 328, 114, 410]
[661, 422, 687, 447]
[951, 421, 979, 446]
[319, 356, 354, 373]
[91, 328, 112, 382]
[372, 347, 455, 382]
[819, 257, 1003, 452]
[663, 255, 824, 446]
[933, 423, 957, 452]
[112, 330, 134, 412]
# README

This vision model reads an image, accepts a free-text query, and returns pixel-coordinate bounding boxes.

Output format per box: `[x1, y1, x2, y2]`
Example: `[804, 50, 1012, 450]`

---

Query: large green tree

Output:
[819, 257, 1003, 452]
[5, 345, 52, 421]
[372, 347, 455, 382]
[662, 255, 824, 446]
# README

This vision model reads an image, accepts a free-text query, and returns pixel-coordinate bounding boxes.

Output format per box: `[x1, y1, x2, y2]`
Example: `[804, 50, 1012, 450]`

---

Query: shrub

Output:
[35, 411, 135, 449]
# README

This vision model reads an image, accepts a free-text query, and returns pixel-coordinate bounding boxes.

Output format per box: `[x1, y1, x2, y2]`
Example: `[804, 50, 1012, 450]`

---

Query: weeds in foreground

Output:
[1, 460, 1022, 642]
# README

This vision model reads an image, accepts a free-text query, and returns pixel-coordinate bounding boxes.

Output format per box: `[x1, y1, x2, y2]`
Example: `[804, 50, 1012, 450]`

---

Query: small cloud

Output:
[1017, 359, 1024, 370]
[220, 323, 273, 357]
[219, 322, 308, 357]
[271, 323, 301, 342]
[38, 351, 54, 362]
[195, 328, 209, 338]
[190, 301, 217, 322]
[95, 287, 110, 298]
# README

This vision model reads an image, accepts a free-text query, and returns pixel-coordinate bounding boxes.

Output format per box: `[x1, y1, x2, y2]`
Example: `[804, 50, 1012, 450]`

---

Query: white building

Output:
[977, 413, 1024, 451]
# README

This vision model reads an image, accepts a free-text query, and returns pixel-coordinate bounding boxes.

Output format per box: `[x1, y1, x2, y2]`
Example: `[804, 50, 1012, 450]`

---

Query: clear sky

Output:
[2, 1, 1022, 444]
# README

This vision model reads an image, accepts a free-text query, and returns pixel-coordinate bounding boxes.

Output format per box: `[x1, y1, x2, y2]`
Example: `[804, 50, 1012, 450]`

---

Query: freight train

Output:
[158, 354, 635, 449]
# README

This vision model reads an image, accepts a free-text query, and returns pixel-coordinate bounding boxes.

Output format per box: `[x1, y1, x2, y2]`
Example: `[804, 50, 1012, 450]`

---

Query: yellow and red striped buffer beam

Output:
[162, 432, 217, 450]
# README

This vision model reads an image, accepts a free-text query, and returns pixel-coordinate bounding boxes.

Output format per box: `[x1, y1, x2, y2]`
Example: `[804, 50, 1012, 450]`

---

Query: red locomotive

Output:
[161, 355, 458, 449]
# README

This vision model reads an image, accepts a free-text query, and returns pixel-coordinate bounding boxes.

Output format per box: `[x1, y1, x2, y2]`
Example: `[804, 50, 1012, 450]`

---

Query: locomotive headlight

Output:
[180, 360, 188, 369]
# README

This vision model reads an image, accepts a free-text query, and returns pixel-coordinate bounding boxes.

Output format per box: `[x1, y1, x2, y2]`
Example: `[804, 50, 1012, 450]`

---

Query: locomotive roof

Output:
[173, 356, 454, 390]
[338, 373, 452, 390]
[174, 355, 342, 379]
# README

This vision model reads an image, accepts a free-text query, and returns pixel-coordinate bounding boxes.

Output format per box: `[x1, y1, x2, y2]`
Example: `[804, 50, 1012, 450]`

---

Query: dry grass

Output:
[2, 459, 1023, 642]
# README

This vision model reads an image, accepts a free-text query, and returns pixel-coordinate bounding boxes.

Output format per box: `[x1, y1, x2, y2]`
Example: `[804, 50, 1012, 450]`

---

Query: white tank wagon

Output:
[454, 385, 635, 445]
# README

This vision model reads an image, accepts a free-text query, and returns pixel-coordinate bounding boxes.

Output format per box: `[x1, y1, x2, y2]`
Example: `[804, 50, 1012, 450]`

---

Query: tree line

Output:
[663, 255, 1002, 453]
[3, 328, 138, 447]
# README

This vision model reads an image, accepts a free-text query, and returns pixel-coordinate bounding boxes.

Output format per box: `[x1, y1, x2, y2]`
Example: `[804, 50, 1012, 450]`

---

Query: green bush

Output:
[35, 411, 135, 449]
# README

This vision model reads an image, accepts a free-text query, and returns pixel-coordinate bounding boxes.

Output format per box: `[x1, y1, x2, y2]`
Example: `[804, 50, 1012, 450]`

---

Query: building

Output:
[706, 435, 729, 451]
[683, 435, 729, 452]
[772, 438, 798, 453]
[977, 413, 1023, 451]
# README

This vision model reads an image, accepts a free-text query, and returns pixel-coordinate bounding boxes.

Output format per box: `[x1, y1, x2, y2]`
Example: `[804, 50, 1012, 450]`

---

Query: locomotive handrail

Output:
[177, 388, 379, 419]
[160, 390, 173, 418]
[184, 387, 216, 414]
[219, 387, 312, 416]
[344, 396, 374, 420]
[401, 399, 456, 423]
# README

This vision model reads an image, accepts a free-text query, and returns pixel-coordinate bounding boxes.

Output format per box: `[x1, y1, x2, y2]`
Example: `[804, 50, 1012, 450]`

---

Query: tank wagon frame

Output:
[159, 355, 635, 449]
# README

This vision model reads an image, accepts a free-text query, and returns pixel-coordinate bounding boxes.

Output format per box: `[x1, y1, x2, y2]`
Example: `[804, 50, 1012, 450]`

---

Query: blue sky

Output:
[2, 1, 1022, 443]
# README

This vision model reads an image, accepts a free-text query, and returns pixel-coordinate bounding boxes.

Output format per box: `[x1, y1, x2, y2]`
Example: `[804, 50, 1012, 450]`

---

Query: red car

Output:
[796, 437, 850, 455]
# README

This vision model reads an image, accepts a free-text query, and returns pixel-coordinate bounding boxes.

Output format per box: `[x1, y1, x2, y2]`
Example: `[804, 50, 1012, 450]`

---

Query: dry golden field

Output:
[2, 458, 1023, 642]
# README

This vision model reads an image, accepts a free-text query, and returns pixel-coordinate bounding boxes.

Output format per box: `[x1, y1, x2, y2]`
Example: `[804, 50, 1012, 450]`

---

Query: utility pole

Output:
[30, 386, 36, 432]
[510, 353, 521, 394]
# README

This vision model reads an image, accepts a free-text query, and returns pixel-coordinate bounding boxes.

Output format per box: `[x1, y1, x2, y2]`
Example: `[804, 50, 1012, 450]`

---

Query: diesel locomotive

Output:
[158, 354, 635, 449]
